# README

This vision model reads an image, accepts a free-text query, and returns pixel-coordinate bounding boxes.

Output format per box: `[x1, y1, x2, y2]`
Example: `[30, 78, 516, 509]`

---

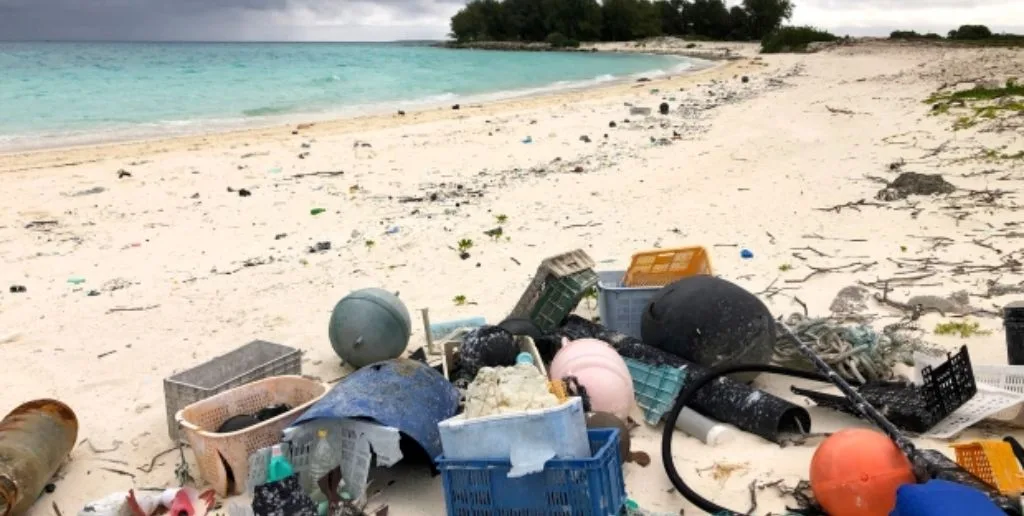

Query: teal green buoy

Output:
[328, 288, 412, 368]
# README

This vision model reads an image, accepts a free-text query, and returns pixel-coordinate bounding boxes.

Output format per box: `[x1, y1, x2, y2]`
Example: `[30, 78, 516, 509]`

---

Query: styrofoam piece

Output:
[248, 419, 402, 500]
[923, 384, 1024, 439]
[440, 329, 546, 381]
[438, 397, 590, 478]
[674, 407, 736, 446]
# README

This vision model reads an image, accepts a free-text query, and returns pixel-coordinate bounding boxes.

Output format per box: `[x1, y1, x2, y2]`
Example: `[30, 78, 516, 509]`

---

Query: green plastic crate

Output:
[529, 269, 599, 333]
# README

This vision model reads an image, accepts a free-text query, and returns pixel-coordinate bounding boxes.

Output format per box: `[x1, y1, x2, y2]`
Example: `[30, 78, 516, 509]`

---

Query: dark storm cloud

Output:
[0, 0, 462, 40]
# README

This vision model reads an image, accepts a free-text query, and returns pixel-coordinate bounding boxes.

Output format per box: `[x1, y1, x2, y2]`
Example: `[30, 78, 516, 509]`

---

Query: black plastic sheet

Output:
[551, 316, 811, 444]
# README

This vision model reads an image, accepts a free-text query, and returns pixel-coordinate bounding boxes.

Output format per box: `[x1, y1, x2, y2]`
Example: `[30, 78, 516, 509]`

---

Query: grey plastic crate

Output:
[163, 339, 301, 441]
[597, 270, 661, 340]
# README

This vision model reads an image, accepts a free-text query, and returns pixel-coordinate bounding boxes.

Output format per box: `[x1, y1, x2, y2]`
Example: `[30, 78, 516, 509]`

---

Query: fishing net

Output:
[773, 313, 936, 384]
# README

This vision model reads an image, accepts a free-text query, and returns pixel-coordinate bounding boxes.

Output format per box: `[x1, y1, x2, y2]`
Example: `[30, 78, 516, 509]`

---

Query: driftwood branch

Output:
[816, 199, 886, 213]
[785, 261, 877, 284]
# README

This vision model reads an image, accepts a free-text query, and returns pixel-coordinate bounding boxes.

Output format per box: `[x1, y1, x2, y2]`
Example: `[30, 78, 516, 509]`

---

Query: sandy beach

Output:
[2, 38, 1023, 515]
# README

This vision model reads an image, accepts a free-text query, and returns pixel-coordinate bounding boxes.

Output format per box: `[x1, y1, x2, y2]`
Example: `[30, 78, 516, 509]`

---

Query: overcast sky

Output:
[0, 0, 1021, 41]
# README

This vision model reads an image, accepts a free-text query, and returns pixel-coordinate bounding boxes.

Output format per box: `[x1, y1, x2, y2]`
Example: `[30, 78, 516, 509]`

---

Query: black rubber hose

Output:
[661, 363, 831, 515]
[1004, 436, 1024, 469]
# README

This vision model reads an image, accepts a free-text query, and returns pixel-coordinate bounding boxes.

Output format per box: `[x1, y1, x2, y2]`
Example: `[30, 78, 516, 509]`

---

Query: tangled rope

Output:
[773, 313, 930, 384]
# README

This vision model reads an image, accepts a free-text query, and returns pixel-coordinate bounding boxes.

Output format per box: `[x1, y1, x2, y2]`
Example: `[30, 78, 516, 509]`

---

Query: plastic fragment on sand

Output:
[310, 208, 326, 215]
[740, 249, 754, 259]
[68, 276, 86, 285]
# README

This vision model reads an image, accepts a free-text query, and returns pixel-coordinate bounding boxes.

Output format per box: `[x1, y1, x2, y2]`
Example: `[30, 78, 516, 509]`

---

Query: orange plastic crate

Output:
[951, 440, 1024, 495]
[622, 246, 712, 287]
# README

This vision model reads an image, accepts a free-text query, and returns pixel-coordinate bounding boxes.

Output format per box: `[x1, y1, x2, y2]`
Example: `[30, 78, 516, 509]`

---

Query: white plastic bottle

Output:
[310, 429, 338, 504]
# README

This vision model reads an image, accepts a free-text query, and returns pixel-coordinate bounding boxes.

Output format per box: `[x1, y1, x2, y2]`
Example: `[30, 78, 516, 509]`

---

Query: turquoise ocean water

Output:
[0, 42, 698, 151]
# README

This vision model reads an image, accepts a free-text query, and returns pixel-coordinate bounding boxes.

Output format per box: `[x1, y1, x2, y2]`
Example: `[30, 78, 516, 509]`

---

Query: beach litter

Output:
[0, 399, 78, 516]
[310, 208, 326, 215]
[308, 241, 331, 253]
[39, 238, 1024, 516]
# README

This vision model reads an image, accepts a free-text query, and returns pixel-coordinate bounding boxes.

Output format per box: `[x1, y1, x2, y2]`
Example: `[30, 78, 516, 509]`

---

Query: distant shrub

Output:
[890, 30, 920, 39]
[760, 26, 838, 53]
[949, 24, 992, 40]
[890, 30, 943, 40]
[545, 32, 579, 48]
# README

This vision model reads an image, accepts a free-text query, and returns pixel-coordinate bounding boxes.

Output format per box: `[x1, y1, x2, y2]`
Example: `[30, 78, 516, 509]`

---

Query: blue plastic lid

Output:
[516, 352, 534, 365]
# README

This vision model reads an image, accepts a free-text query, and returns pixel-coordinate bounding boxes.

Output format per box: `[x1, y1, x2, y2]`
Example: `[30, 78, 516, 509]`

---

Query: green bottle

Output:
[267, 444, 294, 483]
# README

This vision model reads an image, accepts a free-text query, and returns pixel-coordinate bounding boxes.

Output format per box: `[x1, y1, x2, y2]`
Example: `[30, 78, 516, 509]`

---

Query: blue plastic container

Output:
[436, 428, 626, 516]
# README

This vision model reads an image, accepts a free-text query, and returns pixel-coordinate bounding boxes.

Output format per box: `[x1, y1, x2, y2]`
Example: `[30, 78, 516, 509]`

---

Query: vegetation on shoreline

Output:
[927, 79, 1024, 132]
[891, 24, 1024, 48]
[449, 0, 798, 48]
[760, 26, 838, 53]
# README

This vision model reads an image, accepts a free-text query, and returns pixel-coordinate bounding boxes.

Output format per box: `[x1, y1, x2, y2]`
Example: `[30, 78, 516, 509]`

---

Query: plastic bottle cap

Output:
[271, 444, 283, 456]
[318, 429, 328, 438]
[516, 352, 534, 365]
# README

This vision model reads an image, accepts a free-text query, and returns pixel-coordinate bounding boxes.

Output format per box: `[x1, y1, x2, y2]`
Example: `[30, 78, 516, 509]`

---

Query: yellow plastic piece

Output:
[623, 246, 713, 287]
[548, 380, 569, 403]
[951, 440, 1024, 495]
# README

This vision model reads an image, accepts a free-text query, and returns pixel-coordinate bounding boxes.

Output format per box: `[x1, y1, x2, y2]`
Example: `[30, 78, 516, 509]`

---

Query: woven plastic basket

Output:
[176, 375, 327, 496]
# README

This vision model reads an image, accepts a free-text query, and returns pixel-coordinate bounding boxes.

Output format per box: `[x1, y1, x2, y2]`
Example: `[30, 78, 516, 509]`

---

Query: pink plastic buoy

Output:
[549, 337, 635, 420]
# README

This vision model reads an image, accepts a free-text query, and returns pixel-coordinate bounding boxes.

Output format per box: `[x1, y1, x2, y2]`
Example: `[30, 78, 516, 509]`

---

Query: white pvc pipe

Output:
[674, 407, 735, 446]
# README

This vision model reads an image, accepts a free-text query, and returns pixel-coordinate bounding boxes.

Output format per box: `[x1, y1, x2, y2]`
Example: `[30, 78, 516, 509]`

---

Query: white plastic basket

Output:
[924, 384, 1024, 439]
[974, 365, 1024, 395]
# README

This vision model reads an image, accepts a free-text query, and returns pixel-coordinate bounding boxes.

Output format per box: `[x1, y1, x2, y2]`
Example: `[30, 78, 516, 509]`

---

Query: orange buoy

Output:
[810, 428, 916, 516]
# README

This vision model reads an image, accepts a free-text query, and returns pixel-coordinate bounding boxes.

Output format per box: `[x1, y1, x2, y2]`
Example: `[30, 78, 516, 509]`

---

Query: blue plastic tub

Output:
[436, 428, 626, 516]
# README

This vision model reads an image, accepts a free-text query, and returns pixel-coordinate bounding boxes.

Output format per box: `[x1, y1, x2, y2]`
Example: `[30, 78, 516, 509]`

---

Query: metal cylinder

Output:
[0, 399, 78, 516]
[1005, 301, 1024, 366]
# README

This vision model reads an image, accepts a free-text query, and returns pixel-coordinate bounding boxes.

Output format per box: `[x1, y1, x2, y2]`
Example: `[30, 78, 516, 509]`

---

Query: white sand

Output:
[2, 39, 1023, 515]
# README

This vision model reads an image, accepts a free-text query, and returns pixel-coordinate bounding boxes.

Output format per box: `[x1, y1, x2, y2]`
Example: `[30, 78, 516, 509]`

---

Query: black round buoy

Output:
[640, 275, 775, 379]
[458, 325, 519, 380]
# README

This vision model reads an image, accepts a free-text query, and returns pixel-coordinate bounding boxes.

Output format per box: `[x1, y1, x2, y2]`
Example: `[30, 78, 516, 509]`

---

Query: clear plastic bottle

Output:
[310, 429, 338, 503]
[267, 444, 294, 483]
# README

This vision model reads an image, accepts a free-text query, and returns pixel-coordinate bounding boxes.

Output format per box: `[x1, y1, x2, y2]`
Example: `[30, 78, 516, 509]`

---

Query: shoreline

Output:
[0, 50, 738, 173]
[439, 39, 749, 61]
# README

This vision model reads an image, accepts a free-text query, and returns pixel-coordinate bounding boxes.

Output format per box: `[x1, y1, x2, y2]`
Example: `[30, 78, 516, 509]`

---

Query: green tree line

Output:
[449, 0, 794, 46]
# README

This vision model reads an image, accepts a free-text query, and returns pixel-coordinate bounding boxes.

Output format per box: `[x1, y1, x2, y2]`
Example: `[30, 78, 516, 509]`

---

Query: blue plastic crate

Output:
[436, 428, 626, 516]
